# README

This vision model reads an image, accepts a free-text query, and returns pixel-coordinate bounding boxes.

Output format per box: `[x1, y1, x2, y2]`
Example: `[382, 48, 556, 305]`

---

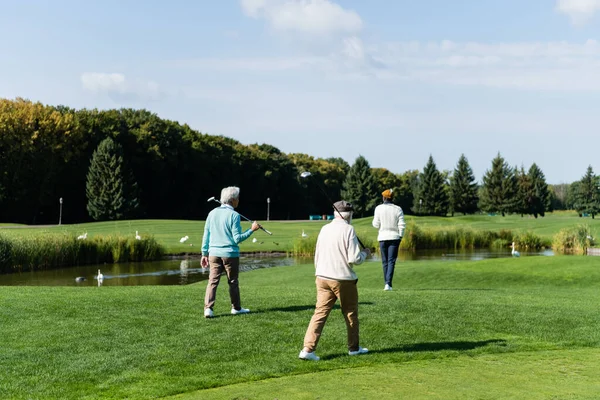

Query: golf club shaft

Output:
[208, 198, 272, 235]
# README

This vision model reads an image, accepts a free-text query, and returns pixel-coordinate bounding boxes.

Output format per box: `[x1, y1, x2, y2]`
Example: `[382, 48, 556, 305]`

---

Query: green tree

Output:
[574, 166, 600, 219]
[566, 181, 581, 210]
[514, 166, 532, 217]
[479, 153, 517, 217]
[372, 168, 400, 191]
[415, 155, 449, 216]
[528, 163, 551, 218]
[449, 154, 479, 215]
[395, 170, 419, 214]
[549, 183, 569, 210]
[86, 137, 140, 220]
[341, 155, 378, 218]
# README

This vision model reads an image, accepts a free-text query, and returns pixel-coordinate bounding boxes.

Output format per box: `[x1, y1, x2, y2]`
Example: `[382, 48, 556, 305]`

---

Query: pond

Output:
[0, 249, 553, 287]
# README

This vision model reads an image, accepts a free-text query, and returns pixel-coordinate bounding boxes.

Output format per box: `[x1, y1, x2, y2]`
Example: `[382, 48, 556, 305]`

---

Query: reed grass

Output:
[290, 221, 549, 256]
[552, 224, 596, 255]
[0, 233, 164, 274]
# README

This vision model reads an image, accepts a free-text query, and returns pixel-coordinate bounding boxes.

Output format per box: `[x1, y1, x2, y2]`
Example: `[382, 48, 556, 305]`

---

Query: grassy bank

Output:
[0, 233, 164, 273]
[1, 256, 599, 399]
[0, 211, 598, 258]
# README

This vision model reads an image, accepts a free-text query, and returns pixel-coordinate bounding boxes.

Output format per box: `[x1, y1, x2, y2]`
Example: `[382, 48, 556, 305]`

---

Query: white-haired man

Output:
[299, 200, 371, 361]
[201, 186, 260, 318]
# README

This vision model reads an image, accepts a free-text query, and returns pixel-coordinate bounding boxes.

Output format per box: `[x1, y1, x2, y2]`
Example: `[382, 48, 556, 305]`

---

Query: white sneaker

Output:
[231, 307, 250, 315]
[298, 350, 320, 361]
[348, 347, 369, 356]
[384, 284, 392, 291]
[204, 308, 214, 318]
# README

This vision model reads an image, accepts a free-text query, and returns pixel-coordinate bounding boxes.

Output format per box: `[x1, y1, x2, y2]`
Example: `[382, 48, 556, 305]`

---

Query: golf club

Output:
[207, 197, 273, 235]
[300, 171, 366, 249]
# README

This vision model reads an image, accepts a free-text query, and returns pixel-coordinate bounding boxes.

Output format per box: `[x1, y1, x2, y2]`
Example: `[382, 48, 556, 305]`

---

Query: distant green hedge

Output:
[0, 233, 164, 273]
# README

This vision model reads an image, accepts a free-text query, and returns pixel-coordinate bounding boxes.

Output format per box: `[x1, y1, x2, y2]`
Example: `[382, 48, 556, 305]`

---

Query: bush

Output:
[552, 224, 595, 255]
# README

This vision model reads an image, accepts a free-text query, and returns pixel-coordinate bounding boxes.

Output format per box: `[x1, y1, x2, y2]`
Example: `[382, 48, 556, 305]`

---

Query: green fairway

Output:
[176, 349, 600, 400]
[1, 255, 599, 399]
[1, 211, 599, 254]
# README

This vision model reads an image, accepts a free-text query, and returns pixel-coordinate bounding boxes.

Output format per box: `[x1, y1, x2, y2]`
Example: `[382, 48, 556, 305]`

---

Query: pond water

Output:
[0, 249, 553, 287]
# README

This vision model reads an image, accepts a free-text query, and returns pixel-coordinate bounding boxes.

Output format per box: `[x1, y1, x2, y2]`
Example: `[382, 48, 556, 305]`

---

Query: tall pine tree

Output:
[449, 154, 479, 215]
[514, 165, 532, 217]
[341, 155, 378, 218]
[415, 155, 449, 216]
[479, 153, 517, 217]
[86, 137, 140, 221]
[574, 165, 600, 219]
[528, 163, 551, 218]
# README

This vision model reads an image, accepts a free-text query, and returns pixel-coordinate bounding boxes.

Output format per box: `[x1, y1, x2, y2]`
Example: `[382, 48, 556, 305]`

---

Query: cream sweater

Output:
[372, 202, 406, 241]
[314, 219, 368, 281]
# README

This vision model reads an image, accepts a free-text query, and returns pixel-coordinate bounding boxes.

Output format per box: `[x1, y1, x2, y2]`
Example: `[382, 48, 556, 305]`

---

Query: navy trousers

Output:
[379, 239, 401, 287]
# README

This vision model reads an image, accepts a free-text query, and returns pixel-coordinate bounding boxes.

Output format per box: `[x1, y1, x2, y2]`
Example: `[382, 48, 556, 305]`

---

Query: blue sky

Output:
[2, 0, 600, 184]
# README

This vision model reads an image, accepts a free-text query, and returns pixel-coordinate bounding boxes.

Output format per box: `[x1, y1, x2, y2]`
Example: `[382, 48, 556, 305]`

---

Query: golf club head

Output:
[300, 171, 312, 178]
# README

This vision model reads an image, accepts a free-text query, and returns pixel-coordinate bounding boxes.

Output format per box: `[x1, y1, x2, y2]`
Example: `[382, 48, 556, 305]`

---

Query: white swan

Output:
[179, 235, 189, 243]
[97, 269, 104, 281]
[511, 242, 520, 257]
[301, 230, 308, 238]
[135, 231, 141, 240]
[77, 232, 87, 240]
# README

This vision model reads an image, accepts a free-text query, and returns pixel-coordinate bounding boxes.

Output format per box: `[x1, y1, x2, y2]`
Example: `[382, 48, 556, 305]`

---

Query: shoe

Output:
[298, 350, 320, 361]
[231, 307, 250, 315]
[204, 308, 214, 318]
[384, 284, 392, 291]
[348, 347, 369, 356]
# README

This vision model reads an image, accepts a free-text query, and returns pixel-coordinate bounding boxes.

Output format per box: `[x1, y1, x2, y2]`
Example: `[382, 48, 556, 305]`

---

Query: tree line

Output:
[1, 98, 598, 224]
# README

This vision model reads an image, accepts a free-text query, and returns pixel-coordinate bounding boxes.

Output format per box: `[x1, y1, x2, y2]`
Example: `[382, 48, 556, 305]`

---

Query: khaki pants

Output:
[303, 277, 359, 352]
[204, 256, 241, 311]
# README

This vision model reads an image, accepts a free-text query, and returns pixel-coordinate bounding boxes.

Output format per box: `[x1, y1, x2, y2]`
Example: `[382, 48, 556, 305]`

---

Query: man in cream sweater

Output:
[299, 200, 371, 361]
[372, 189, 406, 291]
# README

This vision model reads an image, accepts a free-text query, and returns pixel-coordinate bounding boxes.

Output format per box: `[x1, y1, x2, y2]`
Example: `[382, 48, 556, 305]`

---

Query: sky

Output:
[2, 0, 600, 184]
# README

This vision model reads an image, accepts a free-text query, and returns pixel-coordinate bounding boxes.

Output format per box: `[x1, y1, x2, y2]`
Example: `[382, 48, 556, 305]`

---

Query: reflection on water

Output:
[0, 255, 304, 287]
[0, 249, 553, 287]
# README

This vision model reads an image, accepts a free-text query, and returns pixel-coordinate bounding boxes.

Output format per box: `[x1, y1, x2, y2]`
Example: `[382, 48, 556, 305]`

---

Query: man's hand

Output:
[251, 221, 261, 231]
[362, 248, 372, 258]
[201, 256, 209, 268]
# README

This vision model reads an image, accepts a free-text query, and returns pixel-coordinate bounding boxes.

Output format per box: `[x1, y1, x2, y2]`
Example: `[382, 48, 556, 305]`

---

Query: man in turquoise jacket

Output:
[201, 186, 260, 318]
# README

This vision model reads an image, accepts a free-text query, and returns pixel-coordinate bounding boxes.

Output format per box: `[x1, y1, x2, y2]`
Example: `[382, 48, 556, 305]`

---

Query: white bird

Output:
[179, 235, 189, 243]
[252, 237, 258, 243]
[511, 242, 520, 257]
[97, 269, 104, 281]
[301, 230, 308, 238]
[135, 231, 141, 240]
[77, 232, 87, 240]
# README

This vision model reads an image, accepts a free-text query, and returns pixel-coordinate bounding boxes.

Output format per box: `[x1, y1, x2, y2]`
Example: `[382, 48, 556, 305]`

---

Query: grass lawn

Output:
[1, 210, 599, 254]
[1, 255, 599, 399]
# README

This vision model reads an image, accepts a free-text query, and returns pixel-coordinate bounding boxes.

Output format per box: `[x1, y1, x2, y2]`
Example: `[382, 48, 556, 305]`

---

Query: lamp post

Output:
[59, 197, 63, 225]
[419, 198, 422, 215]
[266, 197, 270, 221]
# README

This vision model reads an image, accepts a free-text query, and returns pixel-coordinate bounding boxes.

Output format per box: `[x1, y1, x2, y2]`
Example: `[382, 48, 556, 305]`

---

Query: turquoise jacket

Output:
[201, 204, 254, 257]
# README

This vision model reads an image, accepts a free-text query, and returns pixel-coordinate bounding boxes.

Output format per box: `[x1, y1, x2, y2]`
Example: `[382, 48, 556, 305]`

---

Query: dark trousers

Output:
[204, 256, 242, 311]
[379, 239, 401, 287]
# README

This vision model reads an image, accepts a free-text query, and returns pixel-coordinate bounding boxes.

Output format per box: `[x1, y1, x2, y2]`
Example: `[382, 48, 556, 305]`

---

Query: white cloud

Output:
[240, 0, 362, 36]
[169, 39, 600, 91]
[556, 0, 600, 26]
[80, 73, 163, 101]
